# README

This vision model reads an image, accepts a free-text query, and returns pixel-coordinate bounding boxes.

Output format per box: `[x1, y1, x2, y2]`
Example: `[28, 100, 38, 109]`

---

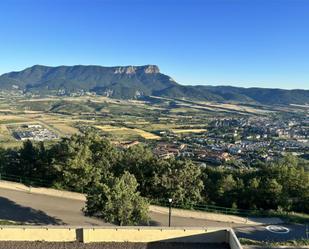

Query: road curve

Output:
[0, 187, 306, 242]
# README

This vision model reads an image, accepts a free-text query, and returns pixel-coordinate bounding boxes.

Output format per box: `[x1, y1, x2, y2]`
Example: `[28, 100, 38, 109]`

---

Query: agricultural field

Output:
[95, 125, 161, 140]
[171, 129, 207, 134]
[0, 92, 307, 148]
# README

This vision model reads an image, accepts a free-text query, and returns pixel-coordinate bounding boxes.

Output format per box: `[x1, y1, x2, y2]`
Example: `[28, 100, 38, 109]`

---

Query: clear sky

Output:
[0, 0, 308, 89]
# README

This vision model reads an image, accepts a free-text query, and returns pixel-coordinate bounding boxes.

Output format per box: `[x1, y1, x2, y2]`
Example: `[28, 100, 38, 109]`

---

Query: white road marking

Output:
[266, 225, 290, 234]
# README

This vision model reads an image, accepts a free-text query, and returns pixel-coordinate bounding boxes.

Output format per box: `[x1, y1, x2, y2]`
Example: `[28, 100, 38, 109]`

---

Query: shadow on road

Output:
[146, 242, 226, 249]
[0, 197, 64, 225]
[148, 220, 161, 226]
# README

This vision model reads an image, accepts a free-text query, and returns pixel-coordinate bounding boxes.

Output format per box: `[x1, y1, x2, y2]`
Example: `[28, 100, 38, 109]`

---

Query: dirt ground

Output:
[0, 242, 230, 249]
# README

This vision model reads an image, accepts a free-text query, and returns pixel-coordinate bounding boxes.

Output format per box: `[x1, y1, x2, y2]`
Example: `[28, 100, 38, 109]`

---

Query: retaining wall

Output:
[0, 226, 242, 248]
[82, 227, 227, 243]
[0, 226, 76, 242]
[228, 229, 244, 249]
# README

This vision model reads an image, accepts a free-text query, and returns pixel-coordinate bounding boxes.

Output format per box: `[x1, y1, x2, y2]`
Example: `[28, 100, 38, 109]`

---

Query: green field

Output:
[0, 93, 307, 147]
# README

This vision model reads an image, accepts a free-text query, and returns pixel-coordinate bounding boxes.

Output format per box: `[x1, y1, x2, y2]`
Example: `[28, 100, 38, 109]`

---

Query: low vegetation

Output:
[239, 238, 309, 247]
[0, 220, 22, 225]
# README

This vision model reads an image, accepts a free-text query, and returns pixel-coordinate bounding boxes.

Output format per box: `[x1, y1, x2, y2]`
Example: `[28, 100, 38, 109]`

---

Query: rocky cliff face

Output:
[113, 65, 160, 74]
[143, 65, 160, 74]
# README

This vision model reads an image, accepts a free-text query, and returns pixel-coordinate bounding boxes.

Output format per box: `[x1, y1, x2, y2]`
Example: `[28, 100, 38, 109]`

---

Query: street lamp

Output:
[168, 198, 172, 227]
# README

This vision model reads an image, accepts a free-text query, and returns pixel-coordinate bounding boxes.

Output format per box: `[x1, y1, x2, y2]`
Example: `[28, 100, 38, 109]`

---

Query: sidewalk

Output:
[149, 206, 283, 225]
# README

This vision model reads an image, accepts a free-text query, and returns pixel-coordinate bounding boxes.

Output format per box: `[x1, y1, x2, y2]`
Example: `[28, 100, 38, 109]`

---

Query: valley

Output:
[0, 91, 308, 169]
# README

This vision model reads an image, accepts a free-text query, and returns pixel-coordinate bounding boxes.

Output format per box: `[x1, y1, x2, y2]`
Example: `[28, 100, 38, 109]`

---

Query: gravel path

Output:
[0, 242, 230, 249]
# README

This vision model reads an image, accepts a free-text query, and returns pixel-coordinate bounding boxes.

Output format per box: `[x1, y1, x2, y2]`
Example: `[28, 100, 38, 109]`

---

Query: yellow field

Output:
[170, 107, 201, 113]
[0, 115, 30, 125]
[95, 125, 160, 140]
[198, 102, 273, 114]
[0, 112, 81, 138]
[0, 125, 10, 136]
[50, 123, 79, 135]
[133, 128, 160, 139]
[171, 129, 207, 134]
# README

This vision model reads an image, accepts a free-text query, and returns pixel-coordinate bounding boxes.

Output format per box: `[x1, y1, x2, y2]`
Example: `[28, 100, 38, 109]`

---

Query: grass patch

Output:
[0, 220, 23, 225]
[240, 238, 309, 247]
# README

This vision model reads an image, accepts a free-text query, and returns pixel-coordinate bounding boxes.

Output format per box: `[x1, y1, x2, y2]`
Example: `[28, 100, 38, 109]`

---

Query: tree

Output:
[51, 134, 94, 191]
[0, 148, 6, 174]
[117, 145, 157, 197]
[153, 159, 204, 205]
[85, 171, 149, 226]
[88, 133, 121, 183]
[19, 140, 39, 179]
[215, 174, 237, 207]
[51, 133, 119, 191]
[259, 178, 283, 210]
[244, 177, 261, 209]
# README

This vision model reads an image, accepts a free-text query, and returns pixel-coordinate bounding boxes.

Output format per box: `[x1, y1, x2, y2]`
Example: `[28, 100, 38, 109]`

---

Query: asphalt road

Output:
[0, 188, 238, 227]
[236, 223, 308, 242]
[0, 188, 307, 243]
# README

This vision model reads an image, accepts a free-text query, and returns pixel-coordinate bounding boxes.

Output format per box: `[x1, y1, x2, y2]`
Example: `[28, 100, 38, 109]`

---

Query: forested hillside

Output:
[1, 65, 309, 105]
[0, 134, 308, 225]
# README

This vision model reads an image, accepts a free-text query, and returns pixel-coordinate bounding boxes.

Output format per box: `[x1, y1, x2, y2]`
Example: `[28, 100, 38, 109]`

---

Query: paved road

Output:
[0, 188, 240, 227]
[0, 188, 307, 243]
[0, 188, 108, 226]
[236, 223, 308, 242]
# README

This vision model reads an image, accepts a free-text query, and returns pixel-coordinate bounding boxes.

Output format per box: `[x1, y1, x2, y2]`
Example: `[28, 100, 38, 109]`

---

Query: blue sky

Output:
[0, 0, 308, 89]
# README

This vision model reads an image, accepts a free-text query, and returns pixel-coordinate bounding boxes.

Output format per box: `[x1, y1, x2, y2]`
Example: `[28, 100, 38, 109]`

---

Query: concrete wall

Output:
[228, 229, 243, 249]
[82, 227, 227, 243]
[0, 226, 76, 242]
[0, 226, 242, 248]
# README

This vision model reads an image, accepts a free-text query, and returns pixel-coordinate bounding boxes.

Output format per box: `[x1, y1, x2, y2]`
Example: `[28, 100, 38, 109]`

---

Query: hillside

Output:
[0, 65, 309, 105]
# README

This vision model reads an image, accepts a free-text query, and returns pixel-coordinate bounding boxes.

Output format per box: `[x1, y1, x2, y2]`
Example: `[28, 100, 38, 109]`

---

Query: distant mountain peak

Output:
[113, 65, 160, 75]
[144, 65, 160, 74]
[114, 66, 136, 74]
[0, 64, 308, 105]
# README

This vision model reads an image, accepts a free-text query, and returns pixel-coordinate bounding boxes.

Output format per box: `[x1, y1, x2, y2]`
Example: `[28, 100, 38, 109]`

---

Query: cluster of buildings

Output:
[152, 116, 309, 167]
[13, 124, 58, 141]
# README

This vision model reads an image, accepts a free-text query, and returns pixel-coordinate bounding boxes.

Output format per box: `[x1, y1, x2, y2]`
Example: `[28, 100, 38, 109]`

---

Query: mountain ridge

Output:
[0, 65, 308, 105]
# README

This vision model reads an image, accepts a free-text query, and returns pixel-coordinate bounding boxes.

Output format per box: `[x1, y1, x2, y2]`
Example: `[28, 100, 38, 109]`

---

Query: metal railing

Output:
[151, 198, 272, 218]
[0, 172, 298, 220]
[0, 173, 52, 187]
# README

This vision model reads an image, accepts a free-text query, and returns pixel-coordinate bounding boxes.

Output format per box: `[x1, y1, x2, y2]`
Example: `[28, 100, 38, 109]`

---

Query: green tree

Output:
[153, 159, 204, 205]
[85, 171, 149, 226]
[51, 133, 120, 191]
[0, 148, 6, 174]
[19, 140, 39, 180]
[259, 178, 283, 210]
[117, 145, 157, 197]
[245, 177, 261, 209]
[215, 174, 237, 207]
[51, 134, 97, 191]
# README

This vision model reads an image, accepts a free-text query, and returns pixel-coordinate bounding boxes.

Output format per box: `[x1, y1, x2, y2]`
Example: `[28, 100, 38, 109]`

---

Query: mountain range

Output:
[0, 64, 308, 105]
